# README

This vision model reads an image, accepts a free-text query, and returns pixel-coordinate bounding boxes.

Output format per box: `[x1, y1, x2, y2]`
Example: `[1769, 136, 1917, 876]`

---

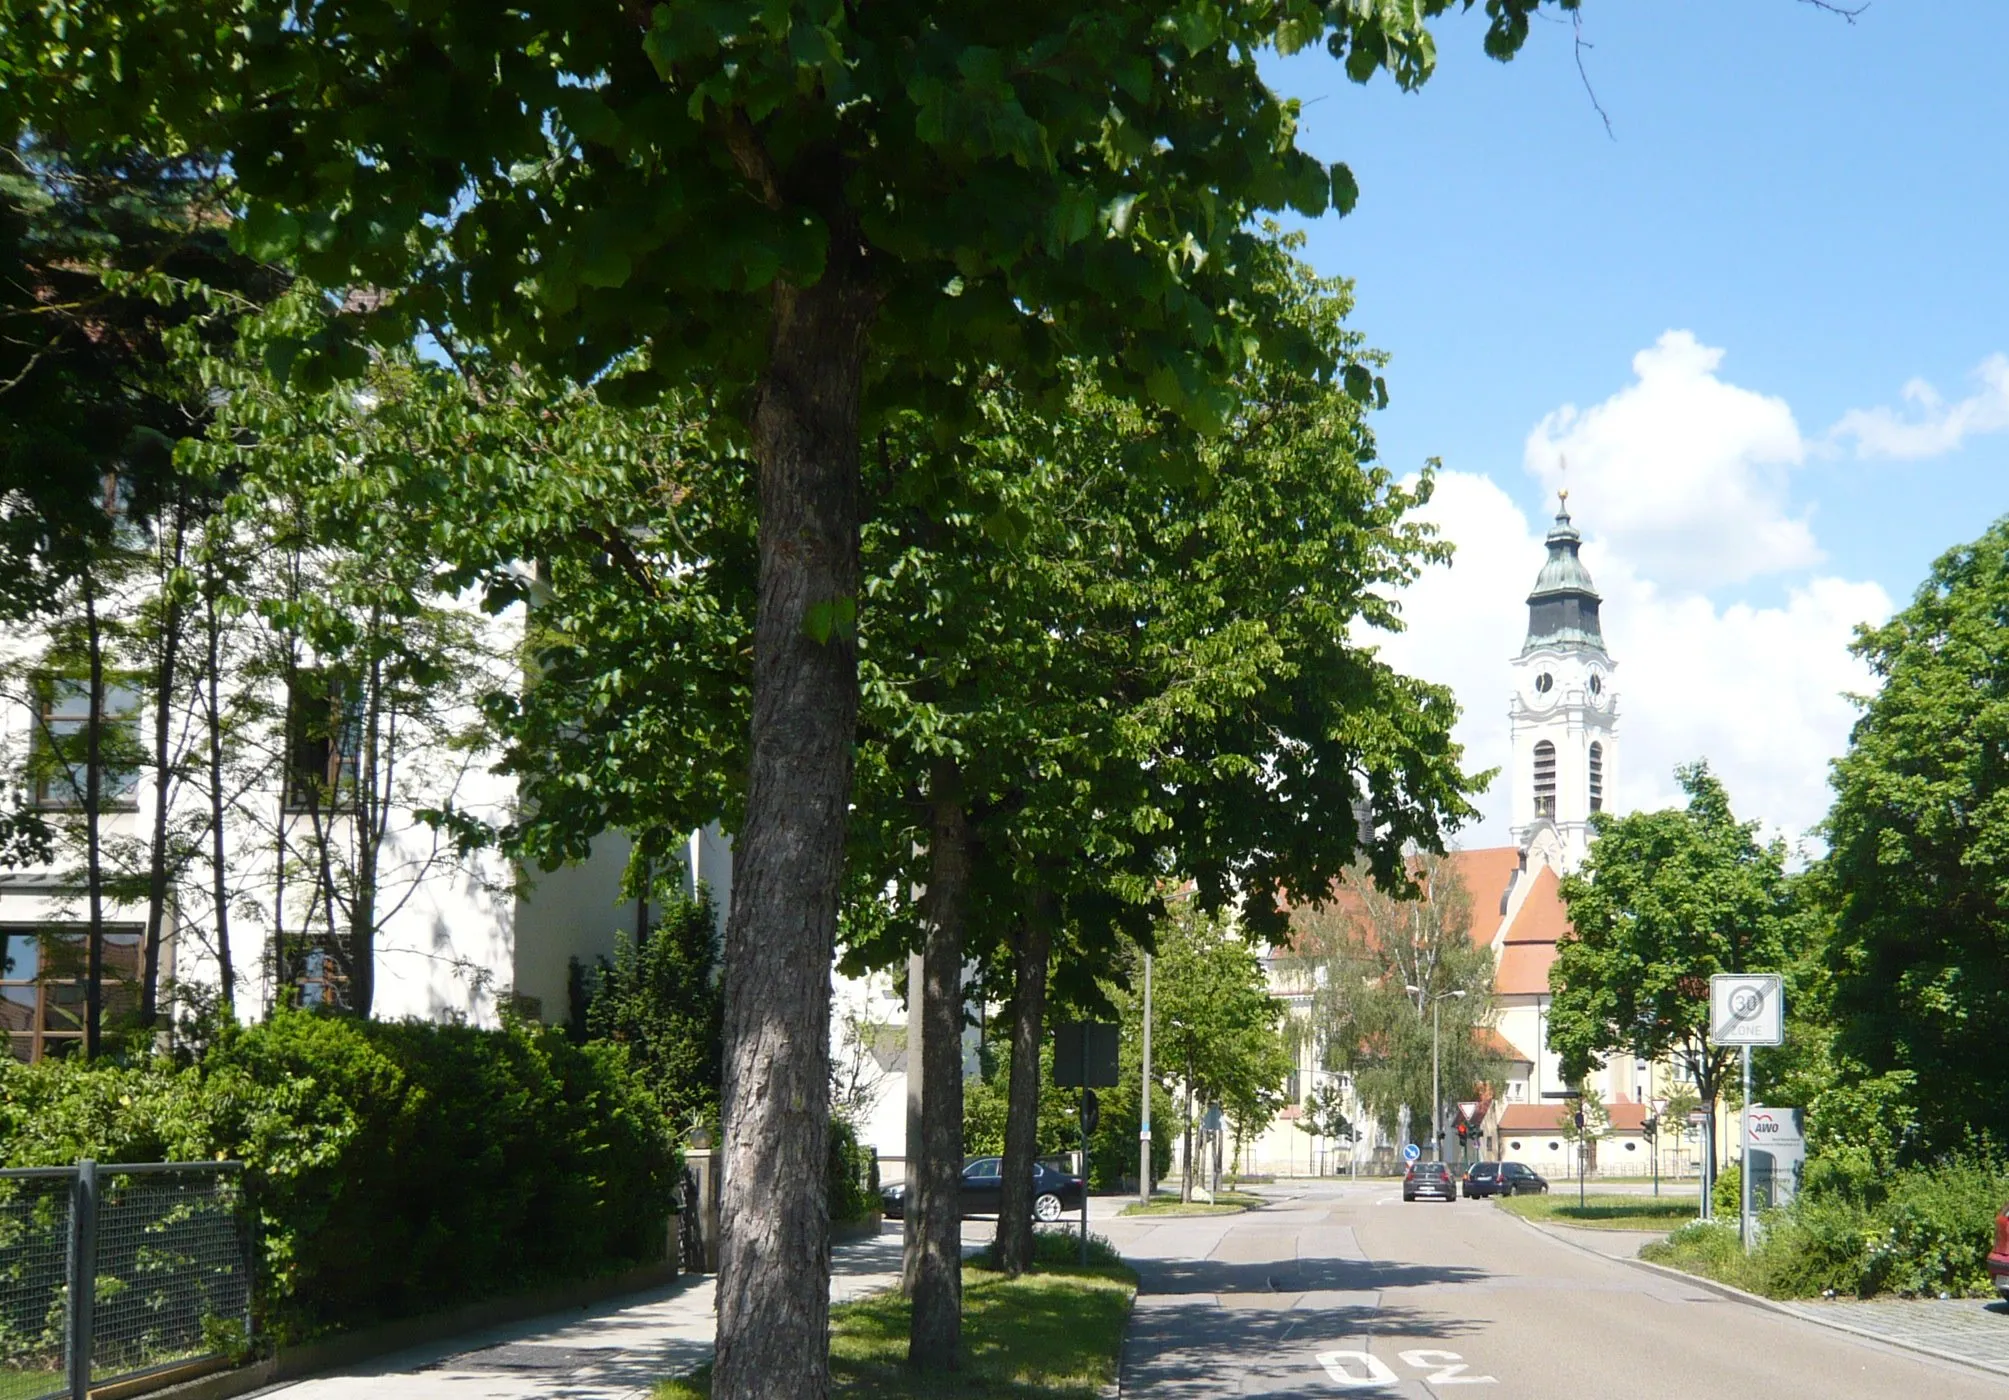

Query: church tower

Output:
[1509, 494, 1617, 873]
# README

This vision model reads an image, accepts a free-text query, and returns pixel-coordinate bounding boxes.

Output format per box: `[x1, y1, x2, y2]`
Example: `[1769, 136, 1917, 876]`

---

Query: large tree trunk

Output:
[993, 891, 1053, 1277]
[908, 760, 968, 1371]
[711, 257, 875, 1400]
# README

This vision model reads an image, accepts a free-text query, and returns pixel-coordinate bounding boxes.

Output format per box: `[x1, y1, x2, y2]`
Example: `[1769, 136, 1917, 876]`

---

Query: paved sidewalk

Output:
[1765, 1297, 2009, 1378]
[262, 1227, 910, 1399]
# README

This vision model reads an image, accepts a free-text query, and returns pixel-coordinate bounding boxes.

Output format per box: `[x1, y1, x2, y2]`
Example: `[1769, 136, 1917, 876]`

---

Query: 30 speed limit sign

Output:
[1708, 973, 1784, 1047]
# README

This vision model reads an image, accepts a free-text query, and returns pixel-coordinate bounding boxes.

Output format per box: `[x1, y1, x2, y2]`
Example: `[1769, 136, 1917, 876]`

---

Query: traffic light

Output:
[1572, 1109, 1585, 1130]
[1455, 1119, 1469, 1144]
[1642, 1115, 1659, 1142]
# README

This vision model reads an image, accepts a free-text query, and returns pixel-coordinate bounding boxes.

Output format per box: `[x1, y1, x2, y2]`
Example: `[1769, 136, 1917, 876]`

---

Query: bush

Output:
[0, 1010, 676, 1340]
[1711, 1161, 1741, 1220]
[1649, 1147, 2009, 1300]
[828, 1113, 875, 1225]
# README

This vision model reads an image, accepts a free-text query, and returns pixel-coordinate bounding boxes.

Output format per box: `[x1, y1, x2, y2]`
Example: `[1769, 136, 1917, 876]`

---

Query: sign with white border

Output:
[1708, 972, 1784, 1046]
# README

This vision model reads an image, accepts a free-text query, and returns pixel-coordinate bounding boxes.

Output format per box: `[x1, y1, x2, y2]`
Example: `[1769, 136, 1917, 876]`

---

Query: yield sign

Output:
[1456, 1101, 1481, 1123]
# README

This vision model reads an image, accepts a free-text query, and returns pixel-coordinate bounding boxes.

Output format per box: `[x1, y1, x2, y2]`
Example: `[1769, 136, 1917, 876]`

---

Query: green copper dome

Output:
[1523, 497, 1606, 654]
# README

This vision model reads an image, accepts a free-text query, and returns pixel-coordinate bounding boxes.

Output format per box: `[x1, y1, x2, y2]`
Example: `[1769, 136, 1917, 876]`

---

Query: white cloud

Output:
[1523, 330, 1818, 587]
[1829, 352, 2009, 459]
[1377, 472, 1890, 851]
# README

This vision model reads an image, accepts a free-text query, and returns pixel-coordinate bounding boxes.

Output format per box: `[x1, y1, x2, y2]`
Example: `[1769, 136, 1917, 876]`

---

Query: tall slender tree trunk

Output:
[908, 760, 968, 1370]
[82, 568, 107, 1060]
[993, 889, 1053, 1277]
[202, 564, 233, 1017]
[140, 486, 189, 1028]
[1182, 1051, 1196, 1204]
[712, 252, 876, 1400]
[348, 645, 385, 1018]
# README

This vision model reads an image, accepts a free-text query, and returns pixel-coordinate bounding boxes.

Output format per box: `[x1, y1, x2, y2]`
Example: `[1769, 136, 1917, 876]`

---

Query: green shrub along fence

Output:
[0, 1011, 676, 1343]
[1646, 1147, 2009, 1299]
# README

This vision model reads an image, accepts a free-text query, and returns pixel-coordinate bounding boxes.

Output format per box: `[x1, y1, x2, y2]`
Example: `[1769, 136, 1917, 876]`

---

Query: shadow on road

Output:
[1123, 1297, 1481, 1400]
[1134, 1254, 1489, 1296]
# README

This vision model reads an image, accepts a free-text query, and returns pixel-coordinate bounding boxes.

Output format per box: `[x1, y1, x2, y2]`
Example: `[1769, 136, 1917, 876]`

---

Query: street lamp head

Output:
[1446, 990, 1468, 1001]
[1404, 984, 1422, 995]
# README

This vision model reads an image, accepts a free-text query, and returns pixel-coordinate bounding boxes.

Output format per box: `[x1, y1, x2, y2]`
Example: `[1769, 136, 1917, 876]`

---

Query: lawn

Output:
[1118, 1191, 1266, 1217]
[0, 1371, 61, 1400]
[655, 1241, 1137, 1398]
[1495, 1192, 1701, 1232]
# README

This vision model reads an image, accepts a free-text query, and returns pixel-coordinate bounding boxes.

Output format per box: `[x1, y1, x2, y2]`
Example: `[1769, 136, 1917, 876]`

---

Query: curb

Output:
[1497, 1206, 2009, 1383]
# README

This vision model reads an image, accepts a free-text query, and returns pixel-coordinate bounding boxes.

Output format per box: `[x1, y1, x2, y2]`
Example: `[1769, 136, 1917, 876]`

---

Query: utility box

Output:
[1053, 1022, 1120, 1088]
[1744, 1105, 1805, 1210]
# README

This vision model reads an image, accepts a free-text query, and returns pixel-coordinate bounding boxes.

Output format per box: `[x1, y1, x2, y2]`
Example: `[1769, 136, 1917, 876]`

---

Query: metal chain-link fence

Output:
[0, 1162, 252, 1400]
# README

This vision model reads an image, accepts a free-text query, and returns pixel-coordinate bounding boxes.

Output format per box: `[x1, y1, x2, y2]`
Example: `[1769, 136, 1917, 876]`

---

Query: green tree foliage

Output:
[584, 889, 725, 1132]
[0, 1011, 674, 1340]
[1550, 763, 1800, 1137]
[1288, 853, 1502, 1146]
[1145, 901, 1290, 1197]
[1823, 519, 2009, 1158]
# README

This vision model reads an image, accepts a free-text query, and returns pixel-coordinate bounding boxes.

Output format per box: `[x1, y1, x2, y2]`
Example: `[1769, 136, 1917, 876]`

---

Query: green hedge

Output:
[1645, 1147, 2009, 1299]
[0, 1010, 676, 1340]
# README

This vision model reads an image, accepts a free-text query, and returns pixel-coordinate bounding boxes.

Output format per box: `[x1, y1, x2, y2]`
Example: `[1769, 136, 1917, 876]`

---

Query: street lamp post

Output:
[1406, 985, 1468, 1162]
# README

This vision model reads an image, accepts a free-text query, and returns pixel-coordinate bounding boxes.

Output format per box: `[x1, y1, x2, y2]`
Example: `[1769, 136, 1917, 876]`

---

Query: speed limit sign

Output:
[1709, 973, 1783, 1046]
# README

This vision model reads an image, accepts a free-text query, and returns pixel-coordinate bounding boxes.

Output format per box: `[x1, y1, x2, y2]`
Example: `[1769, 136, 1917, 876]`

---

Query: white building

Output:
[0, 585, 721, 1058]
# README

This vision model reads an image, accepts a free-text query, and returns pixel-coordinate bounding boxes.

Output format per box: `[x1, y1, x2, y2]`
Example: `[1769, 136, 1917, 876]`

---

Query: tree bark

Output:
[993, 891, 1053, 1277]
[712, 252, 876, 1400]
[1182, 1052, 1196, 1204]
[140, 485, 189, 1029]
[82, 568, 106, 1060]
[201, 559, 233, 1017]
[908, 759, 968, 1371]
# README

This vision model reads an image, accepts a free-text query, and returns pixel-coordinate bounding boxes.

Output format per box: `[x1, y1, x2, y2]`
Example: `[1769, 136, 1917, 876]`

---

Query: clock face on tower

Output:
[1589, 674, 1603, 697]
[1534, 672, 1553, 694]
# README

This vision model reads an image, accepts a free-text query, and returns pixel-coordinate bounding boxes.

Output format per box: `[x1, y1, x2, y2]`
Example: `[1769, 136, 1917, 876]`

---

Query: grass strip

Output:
[655, 1250, 1136, 1398]
[1119, 1190, 1266, 1217]
[1495, 1192, 1700, 1232]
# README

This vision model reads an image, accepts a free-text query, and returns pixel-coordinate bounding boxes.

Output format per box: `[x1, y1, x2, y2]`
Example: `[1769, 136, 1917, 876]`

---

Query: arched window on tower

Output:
[1589, 742, 1605, 813]
[1533, 741, 1556, 818]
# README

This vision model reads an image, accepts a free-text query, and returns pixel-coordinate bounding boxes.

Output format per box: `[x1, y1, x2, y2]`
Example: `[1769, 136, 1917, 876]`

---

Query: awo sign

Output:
[1743, 1106, 1804, 1150]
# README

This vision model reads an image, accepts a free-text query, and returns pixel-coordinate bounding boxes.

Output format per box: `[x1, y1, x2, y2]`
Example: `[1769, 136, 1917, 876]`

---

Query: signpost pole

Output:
[1139, 954, 1152, 1208]
[1080, 1033, 1091, 1267]
[1740, 1043, 1753, 1253]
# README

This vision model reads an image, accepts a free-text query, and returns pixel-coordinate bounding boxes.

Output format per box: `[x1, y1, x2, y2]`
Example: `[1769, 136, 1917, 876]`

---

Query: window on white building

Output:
[31, 677, 142, 809]
[1533, 741, 1556, 818]
[1589, 742, 1605, 813]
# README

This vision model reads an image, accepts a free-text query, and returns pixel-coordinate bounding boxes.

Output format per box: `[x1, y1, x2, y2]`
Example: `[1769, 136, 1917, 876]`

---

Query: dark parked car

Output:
[1403, 1160, 1456, 1202]
[1460, 1162, 1506, 1198]
[1460, 1161, 1548, 1198]
[1988, 1203, 2009, 1301]
[881, 1156, 1085, 1221]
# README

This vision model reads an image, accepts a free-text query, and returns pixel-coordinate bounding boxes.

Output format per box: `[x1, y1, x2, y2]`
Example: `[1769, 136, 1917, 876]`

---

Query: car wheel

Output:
[1034, 1192, 1063, 1222]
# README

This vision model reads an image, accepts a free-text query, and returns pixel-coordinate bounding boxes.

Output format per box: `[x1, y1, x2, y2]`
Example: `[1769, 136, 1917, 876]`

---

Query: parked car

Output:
[1403, 1160, 1456, 1202]
[1495, 1162, 1549, 1196]
[1988, 1203, 2009, 1301]
[1460, 1162, 1505, 1198]
[880, 1156, 1085, 1221]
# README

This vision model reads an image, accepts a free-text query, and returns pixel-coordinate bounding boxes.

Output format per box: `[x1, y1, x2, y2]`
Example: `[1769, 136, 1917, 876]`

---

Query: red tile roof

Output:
[1498, 1103, 1568, 1132]
[1476, 1028, 1531, 1063]
[1494, 865, 1570, 996]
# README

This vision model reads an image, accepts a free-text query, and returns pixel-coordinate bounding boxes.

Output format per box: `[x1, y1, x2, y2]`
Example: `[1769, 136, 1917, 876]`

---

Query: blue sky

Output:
[1261, 1, 2009, 843]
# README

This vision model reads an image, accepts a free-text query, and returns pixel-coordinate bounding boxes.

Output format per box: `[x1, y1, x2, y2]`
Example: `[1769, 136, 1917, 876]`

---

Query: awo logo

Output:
[1750, 1113, 1781, 1135]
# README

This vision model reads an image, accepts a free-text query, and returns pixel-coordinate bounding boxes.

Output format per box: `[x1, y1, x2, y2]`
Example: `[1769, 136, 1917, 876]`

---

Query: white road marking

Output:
[1314, 1348, 1497, 1389]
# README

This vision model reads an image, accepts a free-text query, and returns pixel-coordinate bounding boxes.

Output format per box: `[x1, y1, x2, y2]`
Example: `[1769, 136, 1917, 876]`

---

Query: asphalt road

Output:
[1098, 1178, 2005, 1398]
